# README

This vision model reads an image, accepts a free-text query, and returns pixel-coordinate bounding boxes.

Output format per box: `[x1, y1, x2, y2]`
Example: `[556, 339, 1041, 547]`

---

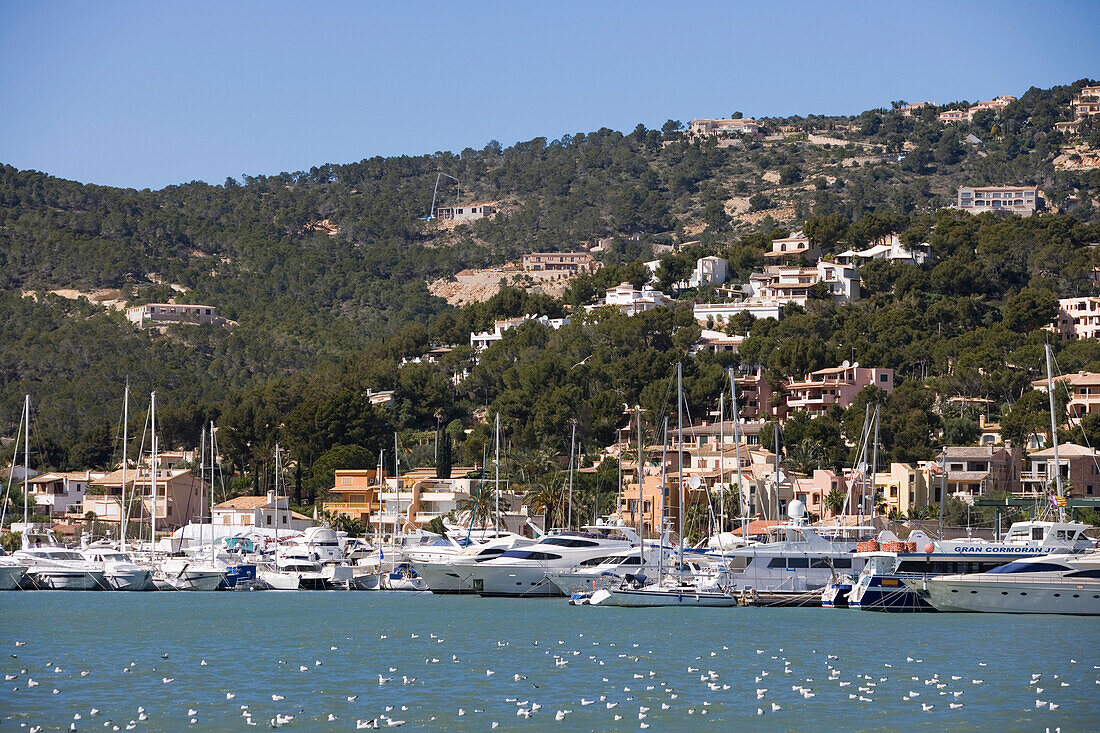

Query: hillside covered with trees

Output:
[2, 79, 1100, 509]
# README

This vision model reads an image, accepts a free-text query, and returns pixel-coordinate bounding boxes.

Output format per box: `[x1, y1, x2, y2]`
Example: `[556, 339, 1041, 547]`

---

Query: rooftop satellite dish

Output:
[688, 475, 702, 490]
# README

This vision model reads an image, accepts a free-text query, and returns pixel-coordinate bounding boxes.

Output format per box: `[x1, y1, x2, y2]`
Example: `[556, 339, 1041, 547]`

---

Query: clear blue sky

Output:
[1, 1, 1096, 190]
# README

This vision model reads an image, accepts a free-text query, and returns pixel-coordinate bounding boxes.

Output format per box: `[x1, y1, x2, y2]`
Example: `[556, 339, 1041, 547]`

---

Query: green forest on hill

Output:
[2, 80, 1100, 509]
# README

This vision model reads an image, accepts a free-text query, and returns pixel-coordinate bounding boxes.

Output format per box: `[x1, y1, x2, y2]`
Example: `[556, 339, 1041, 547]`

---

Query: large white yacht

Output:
[81, 546, 154, 591]
[546, 543, 678, 596]
[908, 552, 1100, 615]
[14, 534, 105, 590]
[722, 501, 874, 605]
[844, 520, 1096, 611]
[412, 534, 536, 594]
[464, 524, 643, 597]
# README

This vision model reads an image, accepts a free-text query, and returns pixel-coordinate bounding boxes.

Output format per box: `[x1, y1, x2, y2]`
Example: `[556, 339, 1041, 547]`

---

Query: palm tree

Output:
[682, 501, 710, 545]
[823, 487, 846, 518]
[457, 480, 500, 529]
[524, 478, 568, 529]
[785, 439, 825, 475]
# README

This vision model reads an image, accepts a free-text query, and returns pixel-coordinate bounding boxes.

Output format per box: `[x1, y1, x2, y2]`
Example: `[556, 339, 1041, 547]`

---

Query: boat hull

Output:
[590, 587, 738, 607]
[0, 565, 27, 590]
[413, 561, 476, 594]
[920, 578, 1100, 615]
[469, 564, 561, 597]
[29, 569, 105, 591]
[106, 569, 155, 592]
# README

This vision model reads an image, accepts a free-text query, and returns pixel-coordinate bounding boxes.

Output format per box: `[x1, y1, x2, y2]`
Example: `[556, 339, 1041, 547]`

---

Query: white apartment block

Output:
[1050, 297, 1100, 342]
[470, 313, 570, 350]
[747, 261, 859, 306]
[694, 300, 783, 326]
[586, 282, 673, 316]
[684, 256, 729, 289]
[957, 186, 1038, 216]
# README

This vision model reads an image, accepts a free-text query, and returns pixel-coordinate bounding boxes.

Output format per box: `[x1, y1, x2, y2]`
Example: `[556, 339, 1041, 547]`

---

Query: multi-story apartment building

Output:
[785, 364, 894, 416]
[84, 467, 207, 530]
[1049, 297, 1100, 341]
[125, 303, 224, 329]
[1072, 86, 1100, 117]
[1031, 371, 1100, 425]
[688, 118, 760, 136]
[521, 252, 596, 273]
[322, 469, 382, 523]
[956, 186, 1039, 216]
[747, 261, 860, 305]
[874, 463, 934, 517]
[586, 282, 673, 316]
[1021, 443, 1100, 498]
[940, 445, 1022, 501]
[27, 471, 101, 517]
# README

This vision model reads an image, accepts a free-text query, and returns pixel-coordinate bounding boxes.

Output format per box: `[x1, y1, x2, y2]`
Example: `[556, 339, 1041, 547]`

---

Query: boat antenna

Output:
[494, 413, 501, 536]
[729, 368, 746, 541]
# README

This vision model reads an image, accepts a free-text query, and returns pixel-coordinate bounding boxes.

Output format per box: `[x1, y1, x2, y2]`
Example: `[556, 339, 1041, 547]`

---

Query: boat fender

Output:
[923, 543, 935, 554]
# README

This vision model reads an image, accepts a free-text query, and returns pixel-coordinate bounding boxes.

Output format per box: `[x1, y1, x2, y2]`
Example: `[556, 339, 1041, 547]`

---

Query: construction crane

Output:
[422, 172, 461, 220]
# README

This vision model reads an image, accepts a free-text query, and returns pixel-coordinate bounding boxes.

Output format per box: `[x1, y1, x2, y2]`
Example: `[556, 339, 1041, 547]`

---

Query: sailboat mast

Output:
[23, 395, 29, 529]
[676, 363, 684, 568]
[729, 369, 745, 536]
[566, 422, 576, 529]
[150, 392, 157, 550]
[1046, 344, 1066, 522]
[719, 392, 725, 535]
[210, 421, 216, 566]
[199, 424, 206, 549]
[660, 416, 668, 580]
[494, 413, 501, 535]
[274, 442, 280, 571]
[870, 405, 881, 521]
[120, 381, 129, 552]
[636, 406, 643, 542]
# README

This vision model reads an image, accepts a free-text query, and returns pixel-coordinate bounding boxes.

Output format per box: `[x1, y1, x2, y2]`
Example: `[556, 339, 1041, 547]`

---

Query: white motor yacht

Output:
[587, 558, 739, 607]
[464, 524, 642, 597]
[14, 534, 106, 590]
[0, 548, 28, 590]
[722, 501, 874, 606]
[546, 543, 677, 596]
[81, 546, 154, 591]
[412, 534, 536, 594]
[155, 557, 225, 591]
[906, 551, 1100, 615]
[844, 519, 1096, 612]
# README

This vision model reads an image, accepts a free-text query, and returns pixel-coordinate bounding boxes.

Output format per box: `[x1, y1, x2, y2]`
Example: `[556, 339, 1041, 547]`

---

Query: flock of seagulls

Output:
[3, 617, 1096, 730]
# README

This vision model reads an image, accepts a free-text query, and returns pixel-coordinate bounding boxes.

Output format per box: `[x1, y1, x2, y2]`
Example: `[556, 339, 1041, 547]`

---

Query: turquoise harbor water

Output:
[1, 593, 1097, 732]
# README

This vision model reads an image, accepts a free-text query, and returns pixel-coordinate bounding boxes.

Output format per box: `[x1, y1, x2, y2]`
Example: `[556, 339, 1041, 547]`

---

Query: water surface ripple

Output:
[1, 592, 1097, 731]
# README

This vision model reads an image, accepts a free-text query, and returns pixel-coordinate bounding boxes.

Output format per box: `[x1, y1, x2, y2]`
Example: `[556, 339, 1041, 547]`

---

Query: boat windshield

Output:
[987, 561, 1068, 574]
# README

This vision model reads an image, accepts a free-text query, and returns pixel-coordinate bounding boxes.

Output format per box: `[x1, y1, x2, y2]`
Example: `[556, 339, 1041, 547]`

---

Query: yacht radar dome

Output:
[787, 499, 806, 520]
